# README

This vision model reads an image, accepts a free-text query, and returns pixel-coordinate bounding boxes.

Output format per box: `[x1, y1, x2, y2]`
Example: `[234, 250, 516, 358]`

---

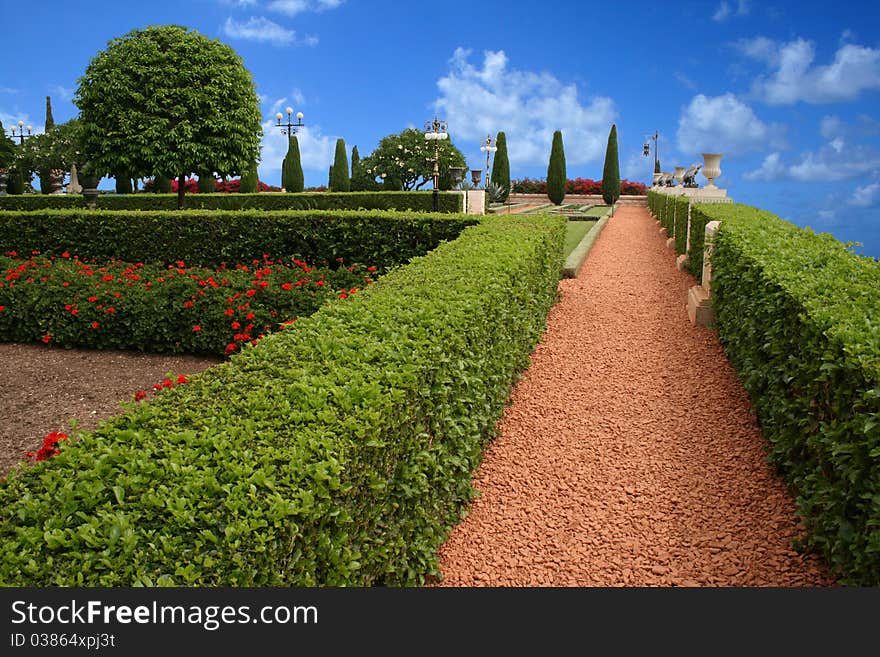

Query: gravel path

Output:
[435, 205, 836, 587]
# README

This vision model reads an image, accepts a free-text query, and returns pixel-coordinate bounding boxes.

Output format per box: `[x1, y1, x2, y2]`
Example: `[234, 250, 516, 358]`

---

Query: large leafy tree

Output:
[490, 131, 510, 202]
[13, 118, 83, 192]
[329, 138, 350, 191]
[359, 128, 466, 191]
[602, 123, 620, 205]
[74, 25, 262, 209]
[547, 130, 566, 205]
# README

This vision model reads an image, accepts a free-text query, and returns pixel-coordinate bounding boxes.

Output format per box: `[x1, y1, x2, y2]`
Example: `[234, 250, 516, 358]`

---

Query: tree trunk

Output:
[177, 174, 186, 209]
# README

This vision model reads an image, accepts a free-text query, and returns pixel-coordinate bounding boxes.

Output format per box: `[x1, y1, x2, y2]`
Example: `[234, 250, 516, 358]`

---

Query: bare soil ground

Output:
[434, 205, 836, 587]
[0, 343, 220, 479]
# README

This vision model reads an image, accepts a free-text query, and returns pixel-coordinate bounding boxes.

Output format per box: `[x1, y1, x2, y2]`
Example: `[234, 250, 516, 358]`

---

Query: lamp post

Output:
[424, 116, 448, 212]
[480, 134, 497, 189]
[275, 107, 304, 136]
[9, 120, 34, 145]
[643, 131, 659, 182]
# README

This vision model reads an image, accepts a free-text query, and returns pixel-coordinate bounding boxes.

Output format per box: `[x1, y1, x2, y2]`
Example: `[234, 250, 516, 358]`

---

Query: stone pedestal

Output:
[466, 189, 485, 215]
[687, 285, 714, 326]
[676, 254, 689, 271]
[666, 237, 675, 250]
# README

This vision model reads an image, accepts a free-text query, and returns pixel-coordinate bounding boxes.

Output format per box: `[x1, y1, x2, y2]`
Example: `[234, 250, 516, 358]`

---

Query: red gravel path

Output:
[435, 205, 836, 587]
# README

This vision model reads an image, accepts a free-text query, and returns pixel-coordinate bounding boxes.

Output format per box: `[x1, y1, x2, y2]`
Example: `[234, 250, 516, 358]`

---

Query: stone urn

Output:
[49, 169, 65, 195]
[673, 166, 686, 186]
[448, 166, 466, 189]
[701, 153, 722, 189]
[81, 172, 100, 207]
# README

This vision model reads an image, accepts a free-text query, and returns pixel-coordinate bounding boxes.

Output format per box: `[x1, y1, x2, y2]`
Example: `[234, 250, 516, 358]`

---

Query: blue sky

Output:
[2, 0, 880, 256]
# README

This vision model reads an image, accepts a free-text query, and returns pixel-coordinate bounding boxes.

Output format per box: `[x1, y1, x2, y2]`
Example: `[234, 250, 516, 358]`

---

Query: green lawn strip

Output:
[563, 220, 594, 258]
[0, 214, 565, 586]
[562, 214, 609, 278]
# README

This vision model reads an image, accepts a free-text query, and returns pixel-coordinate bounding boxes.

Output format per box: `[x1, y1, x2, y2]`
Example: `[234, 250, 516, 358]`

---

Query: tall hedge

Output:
[239, 165, 258, 194]
[707, 204, 880, 585]
[350, 145, 360, 190]
[601, 124, 620, 205]
[547, 130, 566, 205]
[330, 138, 350, 192]
[0, 214, 565, 586]
[490, 131, 510, 202]
[282, 136, 304, 193]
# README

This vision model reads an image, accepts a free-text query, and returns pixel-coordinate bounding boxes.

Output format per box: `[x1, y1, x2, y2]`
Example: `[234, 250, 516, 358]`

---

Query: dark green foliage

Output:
[349, 145, 360, 189]
[330, 138, 350, 192]
[0, 214, 564, 586]
[655, 159, 661, 174]
[383, 176, 402, 191]
[0, 191, 464, 213]
[673, 195, 689, 255]
[74, 25, 262, 204]
[38, 96, 56, 194]
[547, 130, 566, 205]
[686, 203, 716, 281]
[197, 173, 215, 193]
[5, 168, 25, 195]
[601, 124, 620, 205]
[705, 204, 880, 585]
[155, 175, 172, 194]
[0, 120, 15, 169]
[239, 165, 258, 194]
[0, 208, 477, 269]
[282, 136, 304, 193]
[115, 174, 133, 195]
[490, 131, 510, 203]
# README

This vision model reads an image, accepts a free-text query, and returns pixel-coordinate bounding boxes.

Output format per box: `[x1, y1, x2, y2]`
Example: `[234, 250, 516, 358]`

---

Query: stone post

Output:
[686, 220, 720, 326]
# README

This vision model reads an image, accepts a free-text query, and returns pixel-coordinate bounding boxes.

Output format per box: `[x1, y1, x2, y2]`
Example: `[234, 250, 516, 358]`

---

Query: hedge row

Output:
[685, 203, 721, 282]
[0, 191, 464, 213]
[0, 254, 374, 356]
[673, 196, 690, 256]
[0, 209, 478, 269]
[0, 214, 566, 585]
[709, 205, 880, 585]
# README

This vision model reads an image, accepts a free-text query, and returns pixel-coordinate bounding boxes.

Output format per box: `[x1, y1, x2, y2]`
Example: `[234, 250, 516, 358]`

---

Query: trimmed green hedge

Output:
[686, 203, 718, 281]
[0, 191, 464, 213]
[709, 204, 880, 585]
[0, 214, 565, 586]
[673, 196, 690, 256]
[0, 209, 478, 269]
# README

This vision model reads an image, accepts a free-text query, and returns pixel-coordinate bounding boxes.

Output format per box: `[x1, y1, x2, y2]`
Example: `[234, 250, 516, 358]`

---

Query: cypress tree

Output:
[239, 164, 258, 193]
[490, 131, 510, 202]
[282, 136, 303, 192]
[329, 138, 350, 191]
[349, 145, 360, 190]
[39, 96, 56, 194]
[546, 130, 566, 205]
[156, 175, 172, 193]
[602, 124, 621, 205]
[115, 174, 132, 194]
[197, 172, 215, 193]
[655, 159, 661, 174]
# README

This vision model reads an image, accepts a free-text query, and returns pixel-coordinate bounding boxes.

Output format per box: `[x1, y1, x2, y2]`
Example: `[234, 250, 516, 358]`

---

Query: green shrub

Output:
[115, 175, 133, 195]
[708, 204, 880, 585]
[490, 132, 510, 203]
[547, 130, 566, 205]
[282, 136, 304, 193]
[0, 191, 465, 213]
[601, 124, 620, 205]
[0, 254, 372, 356]
[330, 138, 350, 192]
[0, 208, 478, 268]
[686, 203, 716, 281]
[0, 214, 565, 586]
[239, 166, 258, 194]
[673, 196, 689, 255]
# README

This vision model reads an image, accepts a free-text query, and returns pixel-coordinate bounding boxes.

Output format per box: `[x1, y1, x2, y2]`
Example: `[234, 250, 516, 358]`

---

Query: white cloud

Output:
[743, 38, 880, 104]
[677, 93, 783, 156]
[222, 17, 295, 45]
[0, 111, 38, 135]
[434, 48, 616, 169]
[0, 86, 18, 95]
[47, 85, 73, 102]
[743, 152, 787, 180]
[266, 0, 344, 15]
[820, 115, 844, 139]
[745, 143, 880, 182]
[849, 181, 880, 207]
[713, 0, 748, 22]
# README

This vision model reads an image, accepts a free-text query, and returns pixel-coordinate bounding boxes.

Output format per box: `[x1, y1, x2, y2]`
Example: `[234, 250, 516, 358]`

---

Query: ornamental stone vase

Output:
[49, 169, 65, 194]
[673, 166, 686, 186]
[701, 153, 722, 189]
[81, 173, 100, 207]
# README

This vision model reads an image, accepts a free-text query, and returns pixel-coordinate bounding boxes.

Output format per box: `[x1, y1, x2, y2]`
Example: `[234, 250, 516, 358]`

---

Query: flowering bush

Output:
[0, 251, 377, 356]
[141, 177, 281, 193]
[24, 431, 68, 462]
[511, 177, 647, 196]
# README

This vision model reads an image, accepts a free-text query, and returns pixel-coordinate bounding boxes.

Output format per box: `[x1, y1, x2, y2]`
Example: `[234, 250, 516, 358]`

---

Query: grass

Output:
[563, 220, 596, 258]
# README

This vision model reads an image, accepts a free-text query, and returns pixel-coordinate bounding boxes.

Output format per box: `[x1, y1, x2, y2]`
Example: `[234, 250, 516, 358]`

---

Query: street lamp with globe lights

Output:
[276, 107, 304, 136]
[424, 116, 448, 211]
[9, 120, 34, 145]
[479, 135, 497, 189]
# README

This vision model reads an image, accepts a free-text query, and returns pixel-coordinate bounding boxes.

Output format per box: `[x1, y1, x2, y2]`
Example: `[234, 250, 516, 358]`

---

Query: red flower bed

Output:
[511, 177, 647, 196]
[140, 178, 282, 193]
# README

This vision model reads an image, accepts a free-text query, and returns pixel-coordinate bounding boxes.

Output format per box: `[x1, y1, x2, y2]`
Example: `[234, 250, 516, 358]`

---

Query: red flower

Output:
[225, 343, 237, 355]
[245, 289, 257, 297]
[0, 305, 4, 312]
[91, 321, 100, 329]
[183, 300, 194, 309]
[88, 295, 98, 302]
[315, 280, 324, 287]
[162, 378, 174, 388]
[61, 251, 71, 258]
[245, 312, 255, 320]
[231, 321, 241, 330]
[152, 383, 163, 391]
[105, 307, 115, 314]
[176, 375, 189, 385]
[281, 282, 292, 291]
[367, 266, 377, 273]
[41, 335, 51, 343]
[339, 292, 348, 300]
[192, 325, 201, 332]
[224, 308, 234, 317]
[102, 275, 113, 282]
[134, 390, 147, 402]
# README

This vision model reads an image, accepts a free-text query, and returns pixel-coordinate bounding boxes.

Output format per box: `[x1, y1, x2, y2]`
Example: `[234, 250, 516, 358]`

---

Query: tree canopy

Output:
[359, 128, 466, 191]
[74, 25, 262, 207]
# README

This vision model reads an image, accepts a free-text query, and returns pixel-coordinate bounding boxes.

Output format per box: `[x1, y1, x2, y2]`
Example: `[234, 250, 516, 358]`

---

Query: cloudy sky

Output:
[2, 0, 879, 256]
